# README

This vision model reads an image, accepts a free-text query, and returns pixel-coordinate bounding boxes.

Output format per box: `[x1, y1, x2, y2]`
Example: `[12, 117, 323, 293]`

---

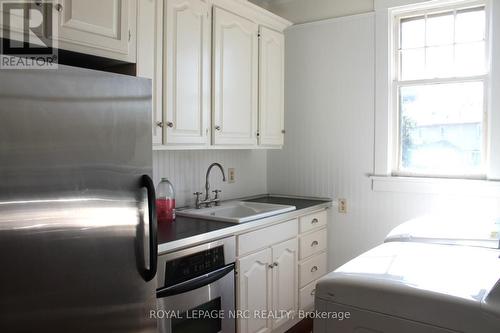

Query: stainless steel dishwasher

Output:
[156, 236, 236, 333]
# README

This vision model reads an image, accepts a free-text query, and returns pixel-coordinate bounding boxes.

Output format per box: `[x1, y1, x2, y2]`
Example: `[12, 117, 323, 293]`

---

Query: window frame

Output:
[391, 1, 491, 179]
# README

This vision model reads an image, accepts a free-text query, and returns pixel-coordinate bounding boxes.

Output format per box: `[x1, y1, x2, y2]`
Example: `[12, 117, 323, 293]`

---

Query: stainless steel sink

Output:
[177, 201, 296, 223]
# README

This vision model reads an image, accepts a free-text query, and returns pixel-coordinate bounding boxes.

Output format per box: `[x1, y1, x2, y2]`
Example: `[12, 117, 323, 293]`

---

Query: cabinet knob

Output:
[281, 129, 286, 134]
[215, 125, 221, 131]
[310, 266, 318, 273]
[156, 121, 164, 128]
[166, 121, 174, 128]
[311, 218, 319, 224]
[311, 240, 319, 247]
[55, 3, 63, 12]
[273, 262, 279, 267]
[268, 264, 274, 269]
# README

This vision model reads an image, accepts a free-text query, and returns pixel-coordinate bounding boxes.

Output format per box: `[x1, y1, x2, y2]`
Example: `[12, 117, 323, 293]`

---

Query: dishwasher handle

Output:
[157, 264, 235, 298]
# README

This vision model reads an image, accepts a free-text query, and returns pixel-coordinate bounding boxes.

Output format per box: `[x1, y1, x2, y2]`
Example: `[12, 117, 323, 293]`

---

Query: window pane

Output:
[399, 82, 484, 175]
[455, 42, 486, 76]
[426, 45, 454, 78]
[426, 12, 454, 46]
[401, 48, 425, 80]
[401, 17, 425, 49]
[456, 8, 485, 43]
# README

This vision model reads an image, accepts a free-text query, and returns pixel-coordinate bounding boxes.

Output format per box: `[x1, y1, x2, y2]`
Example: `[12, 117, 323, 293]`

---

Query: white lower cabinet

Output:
[271, 239, 298, 329]
[235, 209, 329, 332]
[237, 219, 299, 333]
[237, 248, 273, 333]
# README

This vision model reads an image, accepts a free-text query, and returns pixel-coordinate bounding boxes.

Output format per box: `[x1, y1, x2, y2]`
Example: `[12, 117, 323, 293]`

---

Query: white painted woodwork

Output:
[238, 248, 273, 333]
[299, 227, 327, 260]
[299, 210, 327, 233]
[271, 238, 298, 329]
[299, 280, 317, 310]
[53, 0, 135, 61]
[164, 0, 211, 146]
[237, 218, 298, 256]
[213, 6, 259, 146]
[299, 251, 327, 288]
[258, 26, 284, 147]
[137, 0, 163, 145]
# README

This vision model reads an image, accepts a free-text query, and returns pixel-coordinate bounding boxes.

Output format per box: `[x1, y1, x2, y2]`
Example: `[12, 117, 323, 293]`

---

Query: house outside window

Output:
[393, 3, 488, 177]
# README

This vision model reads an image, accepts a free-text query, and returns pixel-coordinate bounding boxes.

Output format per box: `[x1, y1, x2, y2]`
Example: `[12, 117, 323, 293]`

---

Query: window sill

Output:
[370, 175, 500, 196]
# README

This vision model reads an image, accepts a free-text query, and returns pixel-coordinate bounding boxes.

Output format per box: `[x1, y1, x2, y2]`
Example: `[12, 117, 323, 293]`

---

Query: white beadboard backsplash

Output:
[153, 150, 268, 207]
[267, 13, 500, 271]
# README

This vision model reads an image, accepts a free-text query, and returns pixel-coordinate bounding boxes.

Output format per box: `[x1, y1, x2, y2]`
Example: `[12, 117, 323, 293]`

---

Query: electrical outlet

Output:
[338, 198, 347, 214]
[228, 168, 235, 183]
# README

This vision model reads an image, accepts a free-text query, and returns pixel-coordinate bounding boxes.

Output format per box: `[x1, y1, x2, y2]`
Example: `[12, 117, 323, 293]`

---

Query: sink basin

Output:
[177, 201, 296, 223]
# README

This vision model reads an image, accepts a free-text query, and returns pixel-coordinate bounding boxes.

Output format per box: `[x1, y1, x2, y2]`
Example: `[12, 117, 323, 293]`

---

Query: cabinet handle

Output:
[156, 121, 164, 128]
[281, 129, 286, 134]
[273, 262, 278, 267]
[215, 125, 221, 131]
[166, 121, 174, 128]
[310, 289, 316, 296]
[311, 218, 319, 224]
[268, 264, 274, 269]
[310, 266, 318, 273]
[311, 240, 319, 247]
[55, 3, 63, 12]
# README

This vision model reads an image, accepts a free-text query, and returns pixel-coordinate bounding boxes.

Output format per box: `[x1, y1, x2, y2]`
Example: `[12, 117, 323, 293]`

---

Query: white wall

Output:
[268, 13, 500, 270]
[249, 0, 374, 23]
[153, 150, 267, 207]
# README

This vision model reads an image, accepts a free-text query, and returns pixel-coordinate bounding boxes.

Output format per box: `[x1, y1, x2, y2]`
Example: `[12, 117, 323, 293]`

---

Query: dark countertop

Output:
[158, 195, 331, 245]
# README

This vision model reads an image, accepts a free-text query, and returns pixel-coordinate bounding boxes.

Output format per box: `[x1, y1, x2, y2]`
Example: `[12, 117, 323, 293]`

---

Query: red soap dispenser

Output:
[156, 178, 175, 223]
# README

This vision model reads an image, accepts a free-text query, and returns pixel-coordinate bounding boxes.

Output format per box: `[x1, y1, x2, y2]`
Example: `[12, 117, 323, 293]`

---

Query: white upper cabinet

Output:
[52, 0, 136, 62]
[163, 0, 211, 146]
[136, 0, 163, 145]
[258, 26, 285, 147]
[213, 6, 259, 146]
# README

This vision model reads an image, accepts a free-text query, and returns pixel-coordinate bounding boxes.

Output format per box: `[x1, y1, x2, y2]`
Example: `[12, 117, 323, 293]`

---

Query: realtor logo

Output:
[1, 1, 58, 69]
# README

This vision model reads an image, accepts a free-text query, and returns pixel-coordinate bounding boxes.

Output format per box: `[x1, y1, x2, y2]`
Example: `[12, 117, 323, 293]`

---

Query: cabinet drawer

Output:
[299, 210, 327, 233]
[299, 280, 317, 310]
[299, 228, 327, 260]
[299, 252, 327, 288]
[238, 219, 298, 256]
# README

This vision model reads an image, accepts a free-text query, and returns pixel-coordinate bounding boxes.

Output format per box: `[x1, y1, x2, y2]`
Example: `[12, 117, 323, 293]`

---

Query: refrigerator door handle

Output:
[141, 175, 158, 282]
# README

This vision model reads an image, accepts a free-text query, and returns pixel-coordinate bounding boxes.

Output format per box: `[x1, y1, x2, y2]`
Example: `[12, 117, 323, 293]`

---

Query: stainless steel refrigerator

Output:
[0, 65, 158, 332]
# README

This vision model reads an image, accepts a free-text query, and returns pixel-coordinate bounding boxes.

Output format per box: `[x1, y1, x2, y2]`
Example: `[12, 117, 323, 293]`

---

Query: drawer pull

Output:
[311, 218, 319, 224]
[310, 289, 316, 296]
[311, 266, 318, 273]
[311, 240, 319, 247]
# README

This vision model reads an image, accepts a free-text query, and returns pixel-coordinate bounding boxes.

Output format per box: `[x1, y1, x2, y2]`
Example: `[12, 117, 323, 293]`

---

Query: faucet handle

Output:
[212, 190, 222, 206]
[193, 192, 203, 208]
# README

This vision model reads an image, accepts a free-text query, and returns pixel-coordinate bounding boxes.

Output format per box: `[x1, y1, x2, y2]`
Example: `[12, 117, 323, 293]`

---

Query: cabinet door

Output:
[164, 0, 211, 146]
[213, 7, 258, 146]
[237, 248, 272, 333]
[271, 238, 298, 329]
[258, 26, 285, 146]
[53, 0, 135, 61]
[137, 0, 163, 145]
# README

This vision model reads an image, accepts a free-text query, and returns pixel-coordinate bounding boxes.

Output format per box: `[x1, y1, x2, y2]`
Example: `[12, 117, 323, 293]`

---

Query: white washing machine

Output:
[314, 216, 500, 333]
